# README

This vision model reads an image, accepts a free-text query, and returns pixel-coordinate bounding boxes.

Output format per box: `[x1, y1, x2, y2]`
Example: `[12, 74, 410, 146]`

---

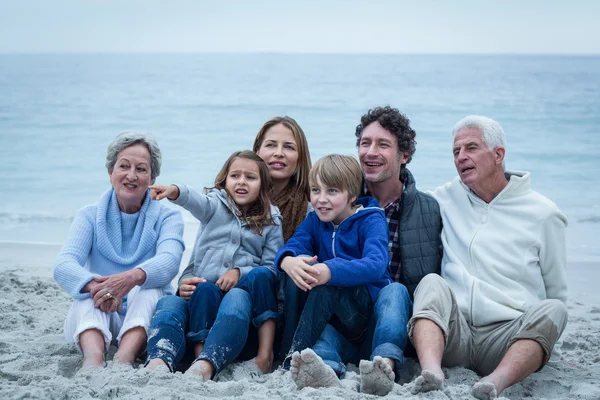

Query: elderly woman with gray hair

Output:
[54, 132, 185, 368]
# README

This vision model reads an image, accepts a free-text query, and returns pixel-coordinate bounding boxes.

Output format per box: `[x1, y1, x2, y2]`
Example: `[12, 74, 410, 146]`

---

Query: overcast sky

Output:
[0, 0, 598, 54]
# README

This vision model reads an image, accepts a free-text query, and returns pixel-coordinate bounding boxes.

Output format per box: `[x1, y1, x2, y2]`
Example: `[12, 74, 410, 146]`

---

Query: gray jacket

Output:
[173, 186, 284, 285]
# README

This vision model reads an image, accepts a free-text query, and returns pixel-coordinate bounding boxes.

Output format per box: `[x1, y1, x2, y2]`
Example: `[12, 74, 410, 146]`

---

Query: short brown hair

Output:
[309, 154, 362, 201]
[210, 150, 274, 234]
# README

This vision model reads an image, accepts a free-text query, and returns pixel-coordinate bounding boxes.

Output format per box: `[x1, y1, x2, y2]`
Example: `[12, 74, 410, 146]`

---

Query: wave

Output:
[0, 211, 201, 226]
[0, 239, 64, 247]
[0, 212, 74, 224]
[577, 216, 600, 224]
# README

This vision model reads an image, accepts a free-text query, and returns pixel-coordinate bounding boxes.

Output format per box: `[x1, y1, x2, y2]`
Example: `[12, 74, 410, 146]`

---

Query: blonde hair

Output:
[252, 116, 312, 197]
[309, 154, 363, 201]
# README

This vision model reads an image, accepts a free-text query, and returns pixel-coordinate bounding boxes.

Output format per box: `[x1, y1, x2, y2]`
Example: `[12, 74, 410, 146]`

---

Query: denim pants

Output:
[313, 282, 413, 378]
[284, 284, 372, 368]
[278, 274, 309, 360]
[145, 266, 279, 374]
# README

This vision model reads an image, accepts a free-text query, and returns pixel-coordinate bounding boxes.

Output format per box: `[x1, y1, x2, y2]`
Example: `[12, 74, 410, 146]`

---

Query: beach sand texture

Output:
[0, 251, 598, 399]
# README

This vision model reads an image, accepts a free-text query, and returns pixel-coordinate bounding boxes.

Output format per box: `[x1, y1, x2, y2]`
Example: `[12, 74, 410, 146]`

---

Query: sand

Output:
[1, 245, 599, 399]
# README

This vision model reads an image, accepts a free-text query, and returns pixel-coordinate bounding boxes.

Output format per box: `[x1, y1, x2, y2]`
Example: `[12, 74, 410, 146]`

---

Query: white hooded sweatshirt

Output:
[432, 170, 568, 327]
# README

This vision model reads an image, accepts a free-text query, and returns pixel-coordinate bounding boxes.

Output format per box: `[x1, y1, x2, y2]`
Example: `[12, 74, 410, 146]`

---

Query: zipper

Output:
[329, 205, 379, 261]
[331, 226, 337, 258]
[467, 197, 490, 325]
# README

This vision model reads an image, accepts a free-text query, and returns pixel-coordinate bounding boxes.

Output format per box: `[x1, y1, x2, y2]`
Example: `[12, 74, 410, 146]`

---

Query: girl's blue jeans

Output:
[145, 266, 279, 374]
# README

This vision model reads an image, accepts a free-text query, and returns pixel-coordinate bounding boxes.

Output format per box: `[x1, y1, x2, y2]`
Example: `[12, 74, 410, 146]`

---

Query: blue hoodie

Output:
[274, 196, 391, 301]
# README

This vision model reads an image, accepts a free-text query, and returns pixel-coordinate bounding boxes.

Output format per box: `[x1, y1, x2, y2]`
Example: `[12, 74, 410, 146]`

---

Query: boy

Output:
[274, 154, 391, 389]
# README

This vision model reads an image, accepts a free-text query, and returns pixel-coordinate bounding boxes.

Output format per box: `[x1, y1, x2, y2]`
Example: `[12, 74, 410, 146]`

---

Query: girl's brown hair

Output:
[210, 150, 274, 234]
[252, 116, 312, 198]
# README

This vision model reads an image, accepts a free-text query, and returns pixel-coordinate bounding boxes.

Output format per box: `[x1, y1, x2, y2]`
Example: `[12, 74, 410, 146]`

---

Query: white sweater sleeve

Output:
[539, 209, 568, 304]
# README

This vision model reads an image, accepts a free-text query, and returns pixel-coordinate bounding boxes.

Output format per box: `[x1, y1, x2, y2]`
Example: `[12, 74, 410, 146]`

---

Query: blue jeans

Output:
[278, 274, 308, 360]
[284, 284, 372, 368]
[146, 267, 279, 374]
[313, 282, 413, 378]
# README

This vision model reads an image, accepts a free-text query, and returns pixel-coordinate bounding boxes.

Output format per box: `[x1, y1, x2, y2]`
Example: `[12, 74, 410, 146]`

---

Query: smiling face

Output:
[358, 122, 408, 184]
[310, 175, 355, 225]
[255, 123, 299, 185]
[109, 143, 152, 213]
[453, 127, 504, 191]
[225, 157, 262, 212]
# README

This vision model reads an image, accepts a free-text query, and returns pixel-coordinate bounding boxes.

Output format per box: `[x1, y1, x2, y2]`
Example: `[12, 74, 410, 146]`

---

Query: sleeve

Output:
[273, 215, 316, 273]
[248, 223, 284, 277]
[138, 209, 185, 289]
[326, 213, 390, 287]
[539, 209, 568, 304]
[171, 184, 216, 223]
[177, 258, 196, 290]
[53, 208, 97, 300]
[177, 223, 203, 288]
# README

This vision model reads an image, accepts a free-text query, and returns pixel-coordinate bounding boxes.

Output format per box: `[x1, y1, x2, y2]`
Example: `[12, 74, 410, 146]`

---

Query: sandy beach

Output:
[0, 242, 599, 400]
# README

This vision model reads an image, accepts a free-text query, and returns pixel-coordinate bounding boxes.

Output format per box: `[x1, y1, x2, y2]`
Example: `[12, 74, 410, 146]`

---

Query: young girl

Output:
[144, 150, 284, 380]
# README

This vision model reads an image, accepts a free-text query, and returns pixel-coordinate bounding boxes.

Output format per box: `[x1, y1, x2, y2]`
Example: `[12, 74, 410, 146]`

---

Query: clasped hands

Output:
[85, 270, 142, 313]
[86, 276, 124, 313]
[281, 255, 330, 291]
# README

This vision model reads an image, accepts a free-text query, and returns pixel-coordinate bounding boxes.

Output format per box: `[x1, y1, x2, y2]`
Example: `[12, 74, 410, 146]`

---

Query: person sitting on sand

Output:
[53, 131, 185, 368]
[408, 116, 568, 399]
[145, 150, 284, 380]
[274, 154, 391, 390]
[252, 116, 315, 362]
[286, 106, 443, 395]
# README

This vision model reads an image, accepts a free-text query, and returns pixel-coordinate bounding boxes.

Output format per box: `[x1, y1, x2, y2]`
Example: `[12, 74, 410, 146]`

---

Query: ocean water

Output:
[0, 54, 598, 261]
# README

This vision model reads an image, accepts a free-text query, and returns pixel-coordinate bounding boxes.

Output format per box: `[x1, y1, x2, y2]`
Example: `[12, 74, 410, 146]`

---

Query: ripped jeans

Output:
[145, 267, 279, 374]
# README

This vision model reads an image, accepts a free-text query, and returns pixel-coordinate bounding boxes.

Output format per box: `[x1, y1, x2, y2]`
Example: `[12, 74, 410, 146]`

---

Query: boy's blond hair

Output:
[309, 154, 363, 201]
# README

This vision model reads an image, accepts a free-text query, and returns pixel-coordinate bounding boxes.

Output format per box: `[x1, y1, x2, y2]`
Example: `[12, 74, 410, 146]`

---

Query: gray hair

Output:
[452, 115, 506, 169]
[105, 131, 162, 181]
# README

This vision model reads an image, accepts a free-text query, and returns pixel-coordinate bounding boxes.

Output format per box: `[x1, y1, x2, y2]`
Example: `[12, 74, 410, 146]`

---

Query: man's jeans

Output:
[313, 282, 412, 378]
[283, 284, 372, 369]
[145, 267, 279, 374]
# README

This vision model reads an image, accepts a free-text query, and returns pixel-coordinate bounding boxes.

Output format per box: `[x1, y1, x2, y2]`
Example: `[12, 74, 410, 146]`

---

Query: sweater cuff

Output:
[275, 251, 296, 273]
[72, 274, 96, 300]
[324, 260, 337, 286]
[170, 184, 188, 206]
[236, 266, 254, 279]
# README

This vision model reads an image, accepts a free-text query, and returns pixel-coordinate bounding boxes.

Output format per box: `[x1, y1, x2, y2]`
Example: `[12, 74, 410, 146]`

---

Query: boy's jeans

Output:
[313, 282, 413, 378]
[284, 284, 372, 368]
[278, 274, 308, 360]
[146, 266, 279, 374]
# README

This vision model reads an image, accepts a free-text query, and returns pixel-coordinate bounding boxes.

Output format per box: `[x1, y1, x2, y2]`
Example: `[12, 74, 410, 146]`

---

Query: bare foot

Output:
[471, 381, 498, 400]
[185, 359, 215, 382]
[145, 358, 170, 371]
[411, 369, 445, 394]
[359, 356, 395, 396]
[255, 351, 274, 374]
[290, 349, 341, 389]
[81, 353, 104, 369]
[113, 353, 135, 367]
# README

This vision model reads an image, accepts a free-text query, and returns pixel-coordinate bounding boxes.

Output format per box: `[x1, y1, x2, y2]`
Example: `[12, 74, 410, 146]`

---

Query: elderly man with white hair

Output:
[408, 116, 568, 399]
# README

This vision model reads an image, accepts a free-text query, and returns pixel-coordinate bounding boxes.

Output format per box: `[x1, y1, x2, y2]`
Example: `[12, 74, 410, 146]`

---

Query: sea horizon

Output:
[1, 53, 598, 262]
